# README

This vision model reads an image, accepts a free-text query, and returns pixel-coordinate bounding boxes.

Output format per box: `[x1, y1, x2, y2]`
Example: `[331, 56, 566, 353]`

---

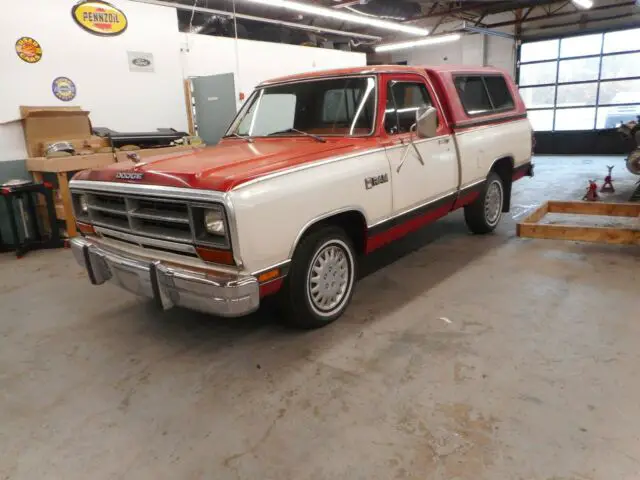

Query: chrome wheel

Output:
[484, 180, 503, 226]
[307, 240, 353, 316]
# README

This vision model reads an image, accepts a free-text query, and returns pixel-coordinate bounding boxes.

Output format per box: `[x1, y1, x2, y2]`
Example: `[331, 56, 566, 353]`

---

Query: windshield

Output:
[226, 76, 377, 138]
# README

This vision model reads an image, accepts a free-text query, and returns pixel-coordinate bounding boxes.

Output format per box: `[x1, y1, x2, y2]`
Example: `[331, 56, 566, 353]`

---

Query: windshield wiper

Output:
[269, 128, 327, 143]
[224, 132, 254, 143]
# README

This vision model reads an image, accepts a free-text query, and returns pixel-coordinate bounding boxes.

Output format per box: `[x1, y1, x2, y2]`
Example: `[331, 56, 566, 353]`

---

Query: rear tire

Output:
[464, 172, 505, 234]
[279, 226, 357, 329]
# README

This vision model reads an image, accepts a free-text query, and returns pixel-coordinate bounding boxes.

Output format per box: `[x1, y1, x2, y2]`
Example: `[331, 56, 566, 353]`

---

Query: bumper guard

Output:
[71, 237, 259, 317]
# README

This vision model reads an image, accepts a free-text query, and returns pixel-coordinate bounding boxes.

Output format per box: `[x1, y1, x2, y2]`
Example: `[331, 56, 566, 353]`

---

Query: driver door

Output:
[382, 74, 458, 216]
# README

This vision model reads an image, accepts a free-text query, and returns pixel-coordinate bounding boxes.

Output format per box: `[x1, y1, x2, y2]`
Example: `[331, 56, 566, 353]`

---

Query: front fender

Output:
[228, 150, 392, 274]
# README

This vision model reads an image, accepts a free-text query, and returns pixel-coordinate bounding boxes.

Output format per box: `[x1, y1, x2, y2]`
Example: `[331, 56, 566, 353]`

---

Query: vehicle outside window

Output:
[227, 76, 376, 138]
[600, 92, 640, 128]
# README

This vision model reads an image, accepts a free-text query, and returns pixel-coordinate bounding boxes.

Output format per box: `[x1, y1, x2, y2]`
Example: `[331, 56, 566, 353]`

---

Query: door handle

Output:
[438, 138, 450, 145]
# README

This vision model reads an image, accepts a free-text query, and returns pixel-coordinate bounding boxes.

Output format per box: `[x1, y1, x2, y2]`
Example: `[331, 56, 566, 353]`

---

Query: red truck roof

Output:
[260, 64, 513, 86]
[259, 64, 524, 131]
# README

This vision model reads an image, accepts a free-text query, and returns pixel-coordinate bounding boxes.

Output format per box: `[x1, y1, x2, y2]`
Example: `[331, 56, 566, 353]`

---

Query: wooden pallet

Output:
[517, 201, 640, 246]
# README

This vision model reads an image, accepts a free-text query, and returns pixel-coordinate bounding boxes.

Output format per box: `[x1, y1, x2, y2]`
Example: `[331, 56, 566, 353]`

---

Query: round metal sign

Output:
[16, 37, 43, 63]
[52, 77, 77, 102]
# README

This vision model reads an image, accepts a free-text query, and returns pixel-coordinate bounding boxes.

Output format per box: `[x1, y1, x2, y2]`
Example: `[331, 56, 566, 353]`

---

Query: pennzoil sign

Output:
[72, 1, 128, 36]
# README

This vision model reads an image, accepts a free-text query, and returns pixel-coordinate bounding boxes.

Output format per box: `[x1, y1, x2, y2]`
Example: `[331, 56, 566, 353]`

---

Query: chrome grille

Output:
[70, 181, 238, 267]
[85, 193, 194, 243]
[73, 190, 233, 257]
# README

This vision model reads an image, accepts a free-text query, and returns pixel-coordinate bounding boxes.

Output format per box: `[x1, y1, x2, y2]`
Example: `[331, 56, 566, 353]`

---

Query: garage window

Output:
[518, 27, 640, 131]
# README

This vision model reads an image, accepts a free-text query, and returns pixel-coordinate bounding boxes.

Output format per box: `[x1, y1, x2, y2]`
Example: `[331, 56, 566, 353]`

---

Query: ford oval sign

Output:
[128, 52, 154, 72]
[72, 1, 128, 36]
[132, 57, 150, 67]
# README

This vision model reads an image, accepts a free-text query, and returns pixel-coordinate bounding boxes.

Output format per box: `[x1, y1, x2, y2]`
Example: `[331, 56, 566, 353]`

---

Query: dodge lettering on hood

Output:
[70, 65, 534, 329]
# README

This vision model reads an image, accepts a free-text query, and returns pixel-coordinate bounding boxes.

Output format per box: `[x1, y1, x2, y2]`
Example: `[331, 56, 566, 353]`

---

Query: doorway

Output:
[190, 73, 237, 145]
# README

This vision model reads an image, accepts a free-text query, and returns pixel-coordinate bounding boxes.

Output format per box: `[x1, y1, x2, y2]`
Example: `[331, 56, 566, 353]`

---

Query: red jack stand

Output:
[601, 165, 615, 193]
[583, 180, 599, 201]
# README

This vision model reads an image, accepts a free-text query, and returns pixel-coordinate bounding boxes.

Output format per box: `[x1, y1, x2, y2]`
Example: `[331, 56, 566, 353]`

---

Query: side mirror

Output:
[415, 106, 438, 139]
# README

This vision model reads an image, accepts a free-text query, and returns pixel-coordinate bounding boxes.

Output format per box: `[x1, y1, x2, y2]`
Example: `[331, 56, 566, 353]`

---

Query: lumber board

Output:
[517, 223, 639, 245]
[26, 153, 115, 173]
[517, 200, 640, 246]
[547, 201, 640, 217]
[184, 79, 195, 136]
[521, 202, 549, 224]
[56, 172, 77, 238]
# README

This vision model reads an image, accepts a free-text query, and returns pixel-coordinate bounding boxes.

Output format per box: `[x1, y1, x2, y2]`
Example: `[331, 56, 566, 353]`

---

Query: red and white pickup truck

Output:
[70, 65, 533, 328]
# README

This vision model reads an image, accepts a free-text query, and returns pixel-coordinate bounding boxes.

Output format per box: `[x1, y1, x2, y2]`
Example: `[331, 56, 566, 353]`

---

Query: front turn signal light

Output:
[76, 222, 95, 235]
[196, 247, 235, 265]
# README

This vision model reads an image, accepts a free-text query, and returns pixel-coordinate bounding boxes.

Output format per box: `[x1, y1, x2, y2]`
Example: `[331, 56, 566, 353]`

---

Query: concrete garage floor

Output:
[1, 156, 639, 480]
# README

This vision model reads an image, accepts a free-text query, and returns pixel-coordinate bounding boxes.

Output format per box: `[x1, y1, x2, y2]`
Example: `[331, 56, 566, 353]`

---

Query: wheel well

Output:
[296, 210, 367, 256]
[491, 157, 514, 212]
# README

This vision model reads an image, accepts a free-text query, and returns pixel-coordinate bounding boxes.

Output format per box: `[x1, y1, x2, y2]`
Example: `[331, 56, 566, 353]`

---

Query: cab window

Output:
[454, 75, 515, 115]
[385, 81, 434, 135]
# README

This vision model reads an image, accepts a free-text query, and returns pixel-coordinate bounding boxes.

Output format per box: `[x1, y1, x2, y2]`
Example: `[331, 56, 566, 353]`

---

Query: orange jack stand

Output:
[601, 165, 615, 193]
[583, 180, 599, 201]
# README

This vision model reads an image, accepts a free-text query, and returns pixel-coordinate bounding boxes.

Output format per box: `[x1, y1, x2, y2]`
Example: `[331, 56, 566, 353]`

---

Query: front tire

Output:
[464, 172, 505, 234]
[280, 226, 357, 329]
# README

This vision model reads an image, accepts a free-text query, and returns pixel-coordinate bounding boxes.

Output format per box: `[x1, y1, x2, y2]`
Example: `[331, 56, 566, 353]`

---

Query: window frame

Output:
[225, 74, 379, 138]
[453, 74, 516, 118]
[383, 79, 435, 136]
[517, 28, 640, 132]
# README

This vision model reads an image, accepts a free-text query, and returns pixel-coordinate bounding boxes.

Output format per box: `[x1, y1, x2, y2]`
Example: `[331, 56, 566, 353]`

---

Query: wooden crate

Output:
[517, 201, 640, 246]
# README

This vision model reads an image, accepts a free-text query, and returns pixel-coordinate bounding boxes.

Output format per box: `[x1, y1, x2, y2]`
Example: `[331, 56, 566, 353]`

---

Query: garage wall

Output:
[389, 35, 486, 69]
[0, 0, 189, 165]
[0, 0, 367, 168]
[183, 34, 367, 108]
[485, 35, 517, 77]
[388, 32, 516, 79]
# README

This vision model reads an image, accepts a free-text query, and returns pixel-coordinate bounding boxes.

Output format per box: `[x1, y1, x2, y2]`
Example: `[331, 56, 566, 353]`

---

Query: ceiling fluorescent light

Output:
[344, 5, 407, 21]
[243, 0, 429, 36]
[375, 33, 461, 53]
[129, 0, 381, 40]
[572, 0, 593, 8]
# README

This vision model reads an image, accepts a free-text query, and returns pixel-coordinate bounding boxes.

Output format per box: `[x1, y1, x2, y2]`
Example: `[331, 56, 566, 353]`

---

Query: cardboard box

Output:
[19, 106, 92, 158]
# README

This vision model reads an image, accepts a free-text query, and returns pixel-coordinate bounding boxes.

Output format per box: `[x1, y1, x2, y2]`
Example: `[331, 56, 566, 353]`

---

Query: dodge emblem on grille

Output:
[115, 171, 144, 181]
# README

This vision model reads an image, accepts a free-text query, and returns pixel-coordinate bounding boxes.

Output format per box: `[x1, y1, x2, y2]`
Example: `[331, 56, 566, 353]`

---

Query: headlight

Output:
[79, 194, 89, 214]
[204, 209, 226, 236]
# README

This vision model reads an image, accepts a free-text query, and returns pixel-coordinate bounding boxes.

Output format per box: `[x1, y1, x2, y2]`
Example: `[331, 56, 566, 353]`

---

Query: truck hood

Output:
[73, 138, 377, 191]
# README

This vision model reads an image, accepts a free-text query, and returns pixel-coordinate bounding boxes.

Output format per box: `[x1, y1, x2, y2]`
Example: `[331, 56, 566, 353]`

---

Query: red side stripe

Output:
[512, 169, 527, 181]
[365, 190, 480, 254]
[366, 202, 452, 253]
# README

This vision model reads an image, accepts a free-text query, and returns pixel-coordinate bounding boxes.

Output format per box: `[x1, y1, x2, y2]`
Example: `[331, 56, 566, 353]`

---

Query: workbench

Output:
[25, 145, 201, 238]
[26, 153, 116, 238]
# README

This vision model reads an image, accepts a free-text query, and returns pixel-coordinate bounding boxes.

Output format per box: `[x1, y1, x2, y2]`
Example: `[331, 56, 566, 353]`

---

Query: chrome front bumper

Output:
[70, 238, 259, 317]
